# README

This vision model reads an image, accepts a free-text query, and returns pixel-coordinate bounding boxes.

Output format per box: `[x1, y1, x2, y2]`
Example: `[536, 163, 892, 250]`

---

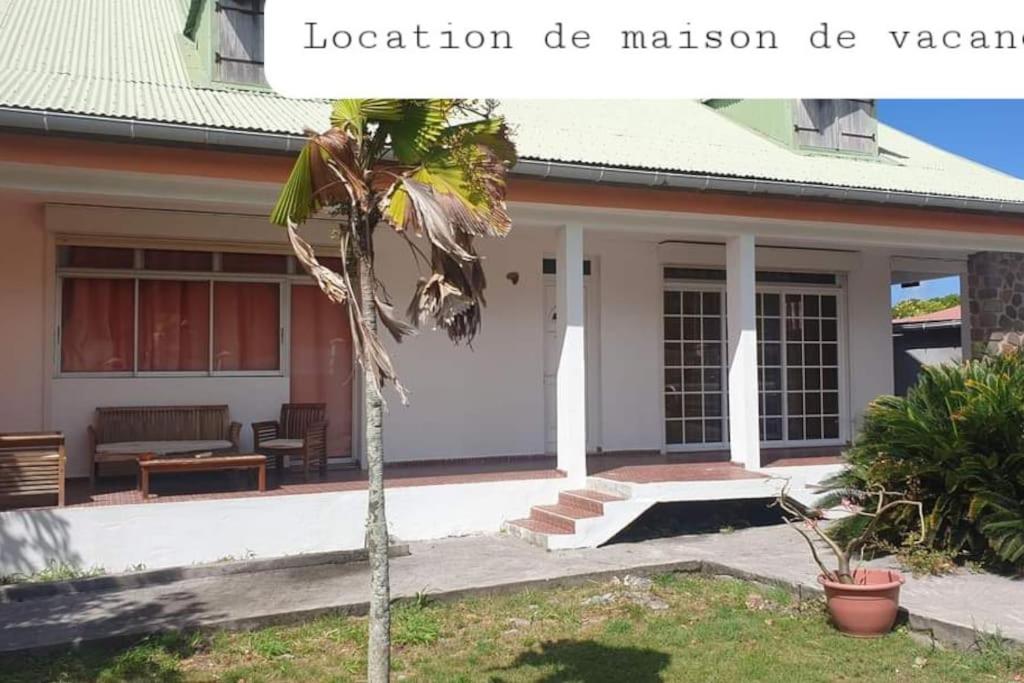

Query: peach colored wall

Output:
[0, 195, 46, 431]
[3, 132, 1023, 236]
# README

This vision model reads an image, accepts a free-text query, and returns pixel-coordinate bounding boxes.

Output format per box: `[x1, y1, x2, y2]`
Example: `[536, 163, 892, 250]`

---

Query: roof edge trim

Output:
[2, 107, 1024, 217]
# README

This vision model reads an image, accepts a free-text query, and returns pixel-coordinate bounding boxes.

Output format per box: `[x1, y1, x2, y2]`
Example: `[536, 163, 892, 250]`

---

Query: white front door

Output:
[543, 273, 600, 454]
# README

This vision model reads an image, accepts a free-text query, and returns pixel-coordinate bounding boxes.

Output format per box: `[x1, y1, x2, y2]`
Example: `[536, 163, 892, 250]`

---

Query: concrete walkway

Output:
[1, 525, 1021, 654]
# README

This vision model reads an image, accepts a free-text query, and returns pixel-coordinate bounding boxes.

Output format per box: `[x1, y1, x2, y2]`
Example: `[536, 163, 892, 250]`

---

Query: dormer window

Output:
[215, 0, 266, 87]
[795, 100, 877, 155]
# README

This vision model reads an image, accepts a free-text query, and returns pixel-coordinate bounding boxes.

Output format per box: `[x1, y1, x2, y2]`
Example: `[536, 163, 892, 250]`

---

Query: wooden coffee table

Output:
[137, 454, 267, 498]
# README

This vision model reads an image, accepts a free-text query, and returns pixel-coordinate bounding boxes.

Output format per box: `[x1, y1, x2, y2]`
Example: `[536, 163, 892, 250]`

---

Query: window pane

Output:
[684, 369, 702, 392]
[682, 292, 701, 314]
[787, 343, 802, 366]
[664, 343, 681, 367]
[663, 291, 680, 315]
[221, 252, 288, 274]
[703, 368, 722, 391]
[765, 418, 783, 441]
[138, 280, 210, 371]
[666, 421, 683, 445]
[703, 343, 722, 367]
[664, 317, 681, 341]
[61, 278, 135, 372]
[683, 317, 701, 341]
[822, 343, 838, 366]
[821, 319, 838, 342]
[145, 249, 213, 271]
[60, 246, 135, 269]
[803, 295, 820, 317]
[664, 369, 682, 393]
[665, 394, 683, 419]
[804, 343, 821, 366]
[702, 317, 721, 340]
[704, 419, 723, 442]
[702, 292, 721, 315]
[705, 394, 723, 417]
[821, 296, 837, 318]
[788, 393, 804, 416]
[684, 420, 703, 443]
[213, 282, 280, 371]
[683, 394, 703, 418]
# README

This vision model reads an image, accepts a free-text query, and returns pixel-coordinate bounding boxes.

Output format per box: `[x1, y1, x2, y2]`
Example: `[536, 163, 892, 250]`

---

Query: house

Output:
[3, 0, 1024, 571]
[892, 305, 963, 395]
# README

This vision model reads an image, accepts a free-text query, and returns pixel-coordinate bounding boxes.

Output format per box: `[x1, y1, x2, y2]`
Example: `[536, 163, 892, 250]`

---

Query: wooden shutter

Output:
[795, 99, 877, 154]
[836, 99, 878, 154]
[215, 0, 266, 86]
[794, 100, 839, 150]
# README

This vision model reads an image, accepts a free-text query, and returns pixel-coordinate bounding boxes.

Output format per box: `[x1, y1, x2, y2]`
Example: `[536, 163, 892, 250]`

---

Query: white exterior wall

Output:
[847, 249, 895, 431]
[0, 477, 567, 574]
[1, 201, 907, 475]
[372, 225, 553, 461]
[591, 235, 662, 452]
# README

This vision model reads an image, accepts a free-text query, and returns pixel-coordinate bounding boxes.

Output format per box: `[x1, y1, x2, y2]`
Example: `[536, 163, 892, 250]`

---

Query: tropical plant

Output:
[270, 99, 515, 681]
[774, 481, 924, 583]
[891, 293, 959, 320]
[818, 350, 1024, 572]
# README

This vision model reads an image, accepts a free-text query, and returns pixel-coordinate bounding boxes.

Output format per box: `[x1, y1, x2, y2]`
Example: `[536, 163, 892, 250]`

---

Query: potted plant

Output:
[775, 482, 925, 637]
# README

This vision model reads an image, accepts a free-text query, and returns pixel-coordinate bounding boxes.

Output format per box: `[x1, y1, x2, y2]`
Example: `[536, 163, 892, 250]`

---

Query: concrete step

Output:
[530, 504, 598, 533]
[559, 489, 624, 515]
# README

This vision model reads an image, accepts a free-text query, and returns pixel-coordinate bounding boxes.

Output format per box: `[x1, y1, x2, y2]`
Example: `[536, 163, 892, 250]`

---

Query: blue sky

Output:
[879, 101, 1024, 304]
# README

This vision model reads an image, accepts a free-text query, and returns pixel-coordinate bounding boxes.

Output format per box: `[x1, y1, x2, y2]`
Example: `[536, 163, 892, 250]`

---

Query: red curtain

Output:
[137, 280, 210, 371]
[61, 278, 135, 372]
[213, 282, 280, 371]
[290, 286, 353, 457]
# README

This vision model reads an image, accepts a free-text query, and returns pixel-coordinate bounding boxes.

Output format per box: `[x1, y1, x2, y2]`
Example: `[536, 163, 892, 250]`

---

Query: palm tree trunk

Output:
[360, 255, 390, 682]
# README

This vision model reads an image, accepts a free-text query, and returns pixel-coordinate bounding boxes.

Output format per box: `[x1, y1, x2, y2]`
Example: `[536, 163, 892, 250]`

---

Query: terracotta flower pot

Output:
[818, 568, 905, 637]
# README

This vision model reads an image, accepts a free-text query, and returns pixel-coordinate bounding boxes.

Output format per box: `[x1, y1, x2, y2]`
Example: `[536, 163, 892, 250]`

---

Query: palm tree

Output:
[270, 99, 515, 681]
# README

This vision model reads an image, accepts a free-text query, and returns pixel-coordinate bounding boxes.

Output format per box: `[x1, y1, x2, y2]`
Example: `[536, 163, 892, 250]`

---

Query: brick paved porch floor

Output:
[7, 447, 843, 511]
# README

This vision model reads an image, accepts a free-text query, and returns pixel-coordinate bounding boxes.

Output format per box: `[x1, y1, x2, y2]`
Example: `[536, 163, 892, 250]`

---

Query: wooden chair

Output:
[252, 404, 328, 481]
[0, 432, 66, 508]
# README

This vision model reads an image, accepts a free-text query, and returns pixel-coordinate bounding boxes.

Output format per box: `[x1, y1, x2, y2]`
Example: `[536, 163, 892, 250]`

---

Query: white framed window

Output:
[663, 268, 847, 450]
[56, 246, 288, 377]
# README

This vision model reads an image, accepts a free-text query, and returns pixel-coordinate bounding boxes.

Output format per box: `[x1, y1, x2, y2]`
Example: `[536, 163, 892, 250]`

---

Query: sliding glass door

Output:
[664, 275, 844, 450]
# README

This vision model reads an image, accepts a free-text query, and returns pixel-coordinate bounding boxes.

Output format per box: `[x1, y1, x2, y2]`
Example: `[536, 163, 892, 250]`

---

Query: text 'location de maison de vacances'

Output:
[302, 21, 1024, 52]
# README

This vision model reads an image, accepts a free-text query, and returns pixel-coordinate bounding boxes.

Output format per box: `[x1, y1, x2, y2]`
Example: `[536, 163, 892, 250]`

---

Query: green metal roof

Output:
[2, 0, 1024, 206]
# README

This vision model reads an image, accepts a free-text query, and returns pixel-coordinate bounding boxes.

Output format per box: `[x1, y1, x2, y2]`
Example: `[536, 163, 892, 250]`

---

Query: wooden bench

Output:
[0, 433, 66, 508]
[88, 405, 241, 483]
[137, 454, 267, 498]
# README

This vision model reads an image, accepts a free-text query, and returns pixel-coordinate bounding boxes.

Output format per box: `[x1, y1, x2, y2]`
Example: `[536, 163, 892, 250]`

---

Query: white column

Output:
[557, 224, 587, 485]
[727, 234, 760, 469]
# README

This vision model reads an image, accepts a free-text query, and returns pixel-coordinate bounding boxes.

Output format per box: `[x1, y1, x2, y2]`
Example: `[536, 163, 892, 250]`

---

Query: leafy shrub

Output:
[891, 293, 959, 320]
[819, 350, 1024, 572]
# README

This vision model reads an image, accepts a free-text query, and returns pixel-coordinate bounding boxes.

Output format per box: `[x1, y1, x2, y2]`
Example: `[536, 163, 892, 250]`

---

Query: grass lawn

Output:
[2, 573, 1021, 682]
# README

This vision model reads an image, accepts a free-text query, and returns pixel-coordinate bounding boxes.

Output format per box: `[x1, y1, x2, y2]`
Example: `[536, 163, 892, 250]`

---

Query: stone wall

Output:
[967, 251, 1024, 356]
